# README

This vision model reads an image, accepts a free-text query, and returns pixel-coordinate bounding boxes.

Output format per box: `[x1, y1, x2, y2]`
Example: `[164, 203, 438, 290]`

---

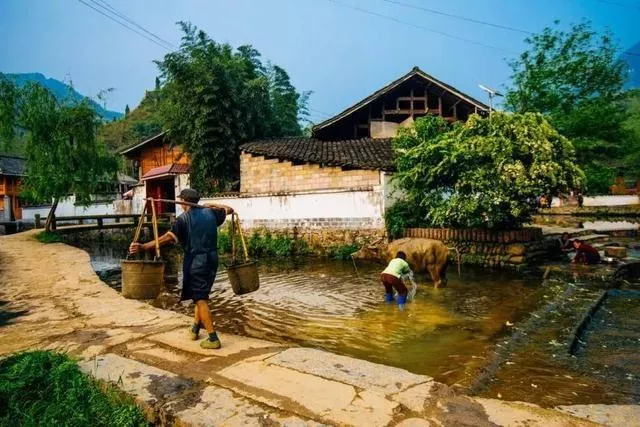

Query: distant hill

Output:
[5, 73, 123, 121]
[99, 88, 163, 152]
[624, 41, 640, 89]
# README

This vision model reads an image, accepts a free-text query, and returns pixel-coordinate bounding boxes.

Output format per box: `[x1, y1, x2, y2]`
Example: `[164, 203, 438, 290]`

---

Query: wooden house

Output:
[0, 154, 26, 221]
[120, 132, 190, 214]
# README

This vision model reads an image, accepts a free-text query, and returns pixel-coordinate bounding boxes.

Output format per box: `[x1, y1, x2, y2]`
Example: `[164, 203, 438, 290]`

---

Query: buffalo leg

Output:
[428, 265, 442, 288]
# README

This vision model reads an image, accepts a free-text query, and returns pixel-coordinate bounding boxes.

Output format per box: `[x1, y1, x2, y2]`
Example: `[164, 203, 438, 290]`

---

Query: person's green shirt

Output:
[382, 258, 411, 278]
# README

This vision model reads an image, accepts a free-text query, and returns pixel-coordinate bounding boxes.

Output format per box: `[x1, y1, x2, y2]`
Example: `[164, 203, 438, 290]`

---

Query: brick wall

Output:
[240, 153, 381, 194]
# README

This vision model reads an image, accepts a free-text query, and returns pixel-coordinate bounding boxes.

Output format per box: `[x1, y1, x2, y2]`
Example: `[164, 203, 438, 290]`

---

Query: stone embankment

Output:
[0, 231, 637, 426]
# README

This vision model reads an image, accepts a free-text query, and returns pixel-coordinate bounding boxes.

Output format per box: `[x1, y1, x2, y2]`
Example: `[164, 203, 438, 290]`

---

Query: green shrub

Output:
[392, 114, 584, 230]
[35, 231, 62, 244]
[218, 229, 307, 258]
[384, 200, 429, 239]
[328, 243, 361, 260]
[0, 351, 148, 426]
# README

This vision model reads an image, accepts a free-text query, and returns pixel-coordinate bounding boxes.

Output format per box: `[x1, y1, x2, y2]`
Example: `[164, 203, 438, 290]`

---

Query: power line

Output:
[381, 0, 533, 35]
[326, 0, 517, 54]
[90, 0, 177, 49]
[308, 108, 333, 118]
[76, 0, 172, 51]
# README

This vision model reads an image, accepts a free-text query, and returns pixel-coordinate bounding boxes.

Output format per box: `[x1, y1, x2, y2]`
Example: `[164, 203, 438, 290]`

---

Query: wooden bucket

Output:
[123, 198, 164, 299]
[121, 259, 164, 299]
[227, 261, 260, 295]
[227, 213, 260, 295]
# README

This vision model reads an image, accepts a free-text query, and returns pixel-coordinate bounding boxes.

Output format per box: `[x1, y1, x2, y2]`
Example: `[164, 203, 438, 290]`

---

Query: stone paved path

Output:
[1, 231, 637, 426]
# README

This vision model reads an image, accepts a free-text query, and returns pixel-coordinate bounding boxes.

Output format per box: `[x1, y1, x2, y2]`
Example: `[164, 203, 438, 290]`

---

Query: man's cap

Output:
[178, 188, 200, 203]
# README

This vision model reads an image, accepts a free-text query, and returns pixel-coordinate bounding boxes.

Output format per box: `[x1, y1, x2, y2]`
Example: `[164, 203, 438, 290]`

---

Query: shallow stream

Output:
[85, 242, 639, 407]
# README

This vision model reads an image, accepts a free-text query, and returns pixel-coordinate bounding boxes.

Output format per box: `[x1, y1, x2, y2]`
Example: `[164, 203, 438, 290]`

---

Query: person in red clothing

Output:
[571, 239, 601, 265]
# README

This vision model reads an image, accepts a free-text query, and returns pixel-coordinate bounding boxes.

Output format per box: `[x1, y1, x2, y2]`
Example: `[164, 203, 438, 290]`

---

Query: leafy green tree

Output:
[0, 76, 118, 230]
[0, 75, 20, 152]
[267, 64, 311, 135]
[623, 89, 640, 181]
[390, 114, 584, 230]
[505, 21, 630, 194]
[156, 22, 308, 193]
[124, 104, 130, 116]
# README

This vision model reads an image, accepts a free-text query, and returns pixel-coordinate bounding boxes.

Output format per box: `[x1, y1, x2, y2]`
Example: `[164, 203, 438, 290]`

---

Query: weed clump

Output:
[35, 231, 62, 244]
[0, 351, 148, 426]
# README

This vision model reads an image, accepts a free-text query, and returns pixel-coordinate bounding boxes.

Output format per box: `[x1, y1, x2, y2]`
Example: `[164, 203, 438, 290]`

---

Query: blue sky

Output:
[1, 0, 638, 122]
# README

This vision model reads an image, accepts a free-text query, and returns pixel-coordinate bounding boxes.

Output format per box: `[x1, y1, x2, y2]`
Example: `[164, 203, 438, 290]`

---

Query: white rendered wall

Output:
[201, 188, 385, 229]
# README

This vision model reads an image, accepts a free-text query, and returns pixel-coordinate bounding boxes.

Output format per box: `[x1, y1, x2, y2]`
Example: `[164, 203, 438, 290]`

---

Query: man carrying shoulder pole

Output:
[129, 188, 233, 349]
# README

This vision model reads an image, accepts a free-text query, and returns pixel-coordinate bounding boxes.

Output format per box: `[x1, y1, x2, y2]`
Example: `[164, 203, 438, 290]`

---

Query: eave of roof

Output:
[0, 154, 27, 177]
[141, 162, 190, 180]
[312, 66, 490, 134]
[240, 137, 395, 171]
[119, 131, 167, 155]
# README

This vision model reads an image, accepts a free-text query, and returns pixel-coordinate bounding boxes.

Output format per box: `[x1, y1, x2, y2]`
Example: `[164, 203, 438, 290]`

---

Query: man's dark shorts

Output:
[181, 251, 219, 302]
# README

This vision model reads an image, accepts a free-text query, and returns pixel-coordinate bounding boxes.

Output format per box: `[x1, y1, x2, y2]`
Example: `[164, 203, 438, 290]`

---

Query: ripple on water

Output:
[86, 245, 640, 406]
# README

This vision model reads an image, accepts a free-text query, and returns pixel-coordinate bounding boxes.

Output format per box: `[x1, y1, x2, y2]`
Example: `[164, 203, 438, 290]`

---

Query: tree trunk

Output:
[44, 198, 59, 232]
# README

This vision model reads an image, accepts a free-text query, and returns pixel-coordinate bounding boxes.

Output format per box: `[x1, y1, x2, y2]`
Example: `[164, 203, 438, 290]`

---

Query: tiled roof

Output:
[240, 137, 395, 171]
[141, 163, 190, 180]
[0, 155, 26, 176]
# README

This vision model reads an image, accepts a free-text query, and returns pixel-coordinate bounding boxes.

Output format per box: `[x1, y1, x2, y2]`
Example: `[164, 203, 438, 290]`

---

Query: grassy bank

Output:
[34, 231, 63, 244]
[0, 351, 148, 426]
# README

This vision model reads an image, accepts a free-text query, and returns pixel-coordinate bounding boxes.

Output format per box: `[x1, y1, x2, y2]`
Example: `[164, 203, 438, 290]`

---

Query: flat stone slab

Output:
[79, 353, 194, 406]
[556, 404, 640, 427]
[395, 419, 433, 427]
[133, 346, 189, 363]
[391, 382, 436, 413]
[147, 328, 281, 357]
[267, 347, 431, 394]
[171, 385, 328, 427]
[218, 359, 399, 426]
[170, 385, 271, 426]
[474, 398, 598, 426]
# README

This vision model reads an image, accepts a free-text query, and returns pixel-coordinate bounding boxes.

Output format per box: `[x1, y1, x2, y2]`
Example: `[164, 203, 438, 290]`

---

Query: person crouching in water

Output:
[380, 251, 413, 308]
[572, 239, 601, 265]
[129, 189, 234, 349]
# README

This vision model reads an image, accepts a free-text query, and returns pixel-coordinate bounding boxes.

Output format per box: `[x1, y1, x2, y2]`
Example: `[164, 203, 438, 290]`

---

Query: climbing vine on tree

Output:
[389, 114, 584, 231]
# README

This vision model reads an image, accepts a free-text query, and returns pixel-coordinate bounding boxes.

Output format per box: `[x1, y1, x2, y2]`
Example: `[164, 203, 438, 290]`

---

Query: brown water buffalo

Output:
[352, 238, 450, 288]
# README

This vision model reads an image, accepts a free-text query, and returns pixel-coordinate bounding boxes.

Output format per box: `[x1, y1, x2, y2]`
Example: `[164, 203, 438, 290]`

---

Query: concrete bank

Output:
[0, 231, 637, 426]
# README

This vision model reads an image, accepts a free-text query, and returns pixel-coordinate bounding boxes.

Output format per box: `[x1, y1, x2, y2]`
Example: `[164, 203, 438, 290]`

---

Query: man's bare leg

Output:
[189, 304, 202, 340]
[194, 304, 200, 325]
[196, 300, 214, 333]
[196, 300, 221, 349]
